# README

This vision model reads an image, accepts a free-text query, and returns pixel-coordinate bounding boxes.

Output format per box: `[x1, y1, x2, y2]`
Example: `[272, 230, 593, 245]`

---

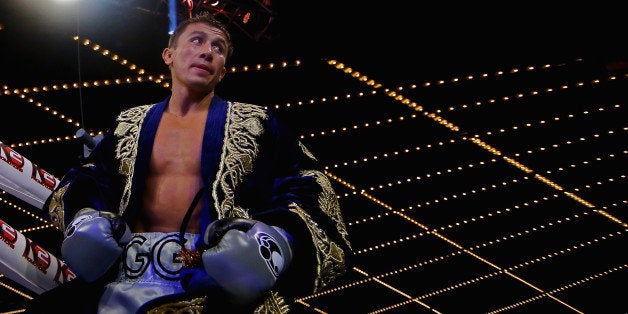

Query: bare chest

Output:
[151, 113, 207, 173]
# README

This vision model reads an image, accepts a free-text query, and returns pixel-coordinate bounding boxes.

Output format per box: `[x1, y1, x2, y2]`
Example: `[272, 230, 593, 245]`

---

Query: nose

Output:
[200, 48, 215, 60]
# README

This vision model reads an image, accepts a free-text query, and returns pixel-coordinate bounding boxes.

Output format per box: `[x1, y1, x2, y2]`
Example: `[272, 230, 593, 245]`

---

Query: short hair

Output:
[168, 11, 234, 60]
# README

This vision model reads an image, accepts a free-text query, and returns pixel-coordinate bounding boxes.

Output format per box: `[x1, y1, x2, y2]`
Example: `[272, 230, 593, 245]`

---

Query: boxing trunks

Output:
[97, 232, 199, 314]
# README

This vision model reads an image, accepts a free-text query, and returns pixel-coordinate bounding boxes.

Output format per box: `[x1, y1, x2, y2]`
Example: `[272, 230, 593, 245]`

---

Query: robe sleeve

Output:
[43, 127, 121, 232]
[244, 111, 353, 301]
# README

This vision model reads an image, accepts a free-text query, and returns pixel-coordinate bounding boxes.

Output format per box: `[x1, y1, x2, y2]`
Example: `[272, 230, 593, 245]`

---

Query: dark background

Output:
[0, 0, 626, 313]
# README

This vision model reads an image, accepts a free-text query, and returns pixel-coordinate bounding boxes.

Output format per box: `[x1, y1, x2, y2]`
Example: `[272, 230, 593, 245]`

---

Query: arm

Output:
[255, 113, 352, 296]
[182, 110, 352, 307]
[44, 129, 121, 231]
[43, 127, 129, 282]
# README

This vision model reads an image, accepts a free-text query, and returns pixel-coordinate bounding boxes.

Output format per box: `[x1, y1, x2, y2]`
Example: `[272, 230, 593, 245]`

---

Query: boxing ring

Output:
[0, 139, 76, 295]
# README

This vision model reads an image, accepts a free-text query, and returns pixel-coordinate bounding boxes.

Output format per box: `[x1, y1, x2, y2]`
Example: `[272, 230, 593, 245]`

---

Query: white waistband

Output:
[115, 232, 200, 283]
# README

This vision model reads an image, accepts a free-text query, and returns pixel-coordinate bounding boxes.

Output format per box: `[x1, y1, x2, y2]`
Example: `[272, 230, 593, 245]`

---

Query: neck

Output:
[167, 87, 214, 117]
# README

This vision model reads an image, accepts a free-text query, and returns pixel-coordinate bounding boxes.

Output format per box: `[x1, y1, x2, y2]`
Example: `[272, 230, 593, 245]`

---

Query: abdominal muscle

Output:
[134, 111, 207, 234]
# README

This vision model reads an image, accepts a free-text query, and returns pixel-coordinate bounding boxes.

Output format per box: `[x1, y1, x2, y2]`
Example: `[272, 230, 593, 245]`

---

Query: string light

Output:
[1, 44, 624, 311]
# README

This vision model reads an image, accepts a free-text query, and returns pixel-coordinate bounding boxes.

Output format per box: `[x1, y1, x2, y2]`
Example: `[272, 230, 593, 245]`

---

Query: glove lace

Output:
[177, 186, 206, 268]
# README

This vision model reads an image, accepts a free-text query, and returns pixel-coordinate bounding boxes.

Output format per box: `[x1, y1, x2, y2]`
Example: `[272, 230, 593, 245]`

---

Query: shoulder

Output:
[114, 103, 158, 126]
[226, 101, 276, 124]
[111, 103, 158, 139]
[228, 101, 269, 115]
[224, 101, 293, 141]
[118, 103, 156, 119]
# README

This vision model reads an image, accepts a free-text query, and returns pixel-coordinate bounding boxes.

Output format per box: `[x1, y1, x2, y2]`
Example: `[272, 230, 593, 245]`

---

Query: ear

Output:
[218, 66, 227, 82]
[162, 47, 173, 66]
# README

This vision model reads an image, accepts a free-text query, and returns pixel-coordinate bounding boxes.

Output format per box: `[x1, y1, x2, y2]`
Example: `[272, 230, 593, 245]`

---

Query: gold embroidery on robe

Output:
[145, 296, 206, 314]
[254, 291, 289, 314]
[47, 183, 69, 231]
[213, 101, 266, 219]
[114, 104, 153, 215]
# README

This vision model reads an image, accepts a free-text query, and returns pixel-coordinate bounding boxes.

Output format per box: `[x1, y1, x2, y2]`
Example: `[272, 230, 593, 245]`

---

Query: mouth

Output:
[192, 63, 211, 73]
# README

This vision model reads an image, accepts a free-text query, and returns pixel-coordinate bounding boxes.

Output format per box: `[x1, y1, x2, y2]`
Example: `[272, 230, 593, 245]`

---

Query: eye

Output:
[191, 37, 202, 45]
[211, 43, 224, 55]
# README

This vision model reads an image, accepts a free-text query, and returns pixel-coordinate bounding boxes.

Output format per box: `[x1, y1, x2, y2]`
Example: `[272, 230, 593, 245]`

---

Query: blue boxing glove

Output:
[61, 208, 131, 283]
[198, 217, 294, 305]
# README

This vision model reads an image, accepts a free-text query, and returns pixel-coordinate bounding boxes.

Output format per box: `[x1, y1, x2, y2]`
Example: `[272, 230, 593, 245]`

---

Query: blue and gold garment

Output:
[43, 95, 352, 313]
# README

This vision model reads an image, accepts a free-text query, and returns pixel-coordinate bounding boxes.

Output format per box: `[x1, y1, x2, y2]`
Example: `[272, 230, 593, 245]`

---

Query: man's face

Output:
[162, 22, 228, 93]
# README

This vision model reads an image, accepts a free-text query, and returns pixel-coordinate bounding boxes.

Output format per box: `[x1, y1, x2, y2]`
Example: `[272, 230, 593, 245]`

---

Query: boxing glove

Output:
[61, 208, 131, 283]
[199, 218, 294, 304]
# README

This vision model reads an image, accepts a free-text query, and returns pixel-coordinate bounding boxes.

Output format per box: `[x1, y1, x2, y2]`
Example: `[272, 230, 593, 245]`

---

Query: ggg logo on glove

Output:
[64, 215, 93, 237]
[255, 232, 284, 277]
